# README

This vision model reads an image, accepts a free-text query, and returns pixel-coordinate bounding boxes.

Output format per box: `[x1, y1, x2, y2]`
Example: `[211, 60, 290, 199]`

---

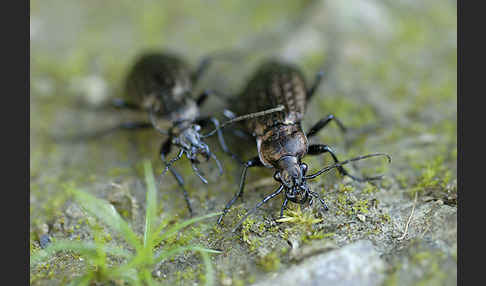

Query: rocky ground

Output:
[30, 0, 457, 285]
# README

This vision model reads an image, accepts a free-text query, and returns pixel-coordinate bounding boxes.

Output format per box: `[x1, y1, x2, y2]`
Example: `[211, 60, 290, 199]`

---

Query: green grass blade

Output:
[30, 240, 131, 268]
[66, 273, 94, 286]
[142, 268, 155, 286]
[144, 160, 157, 248]
[152, 212, 222, 246]
[71, 189, 142, 251]
[108, 260, 144, 285]
[154, 245, 221, 265]
[199, 250, 215, 286]
[117, 268, 142, 286]
[199, 251, 214, 286]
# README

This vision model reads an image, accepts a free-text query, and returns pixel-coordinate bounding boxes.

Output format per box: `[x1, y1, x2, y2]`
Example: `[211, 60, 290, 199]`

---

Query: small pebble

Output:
[37, 223, 49, 235]
[221, 277, 232, 286]
[152, 270, 161, 278]
[357, 214, 366, 222]
[39, 234, 51, 249]
[65, 204, 84, 219]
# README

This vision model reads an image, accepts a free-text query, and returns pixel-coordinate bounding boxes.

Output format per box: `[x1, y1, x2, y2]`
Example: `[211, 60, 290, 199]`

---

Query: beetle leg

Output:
[160, 139, 193, 216]
[196, 117, 243, 164]
[306, 70, 325, 101]
[279, 198, 289, 219]
[232, 185, 284, 232]
[306, 114, 348, 138]
[191, 57, 212, 85]
[309, 191, 329, 211]
[196, 90, 210, 106]
[217, 156, 263, 225]
[191, 160, 209, 184]
[307, 144, 383, 182]
[306, 114, 350, 150]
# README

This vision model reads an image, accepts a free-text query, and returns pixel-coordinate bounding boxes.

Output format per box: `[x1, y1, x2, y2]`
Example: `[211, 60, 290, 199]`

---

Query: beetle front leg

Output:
[217, 156, 263, 225]
[160, 139, 194, 216]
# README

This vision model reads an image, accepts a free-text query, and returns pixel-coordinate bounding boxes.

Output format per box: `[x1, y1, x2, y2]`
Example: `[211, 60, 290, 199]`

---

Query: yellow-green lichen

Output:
[257, 252, 281, 272]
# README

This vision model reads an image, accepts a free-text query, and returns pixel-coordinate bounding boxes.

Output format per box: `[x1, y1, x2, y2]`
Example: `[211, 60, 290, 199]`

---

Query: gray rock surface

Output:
[30, 0, 457, 285]
[252, 240, 385, 286]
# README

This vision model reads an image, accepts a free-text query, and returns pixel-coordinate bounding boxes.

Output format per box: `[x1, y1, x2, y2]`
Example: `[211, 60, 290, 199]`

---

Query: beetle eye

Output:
[301, 163, 308, 175]
[273, 172, 281, 182]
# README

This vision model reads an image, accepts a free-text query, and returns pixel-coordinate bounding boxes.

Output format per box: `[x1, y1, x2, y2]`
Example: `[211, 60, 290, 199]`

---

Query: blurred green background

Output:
[31, 1, 457, 285]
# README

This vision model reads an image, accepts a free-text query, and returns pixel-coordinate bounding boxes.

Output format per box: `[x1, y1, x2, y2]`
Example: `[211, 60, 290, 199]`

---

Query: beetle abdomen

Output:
[236, 60, 308, 136]
[124, 52, 195, 120]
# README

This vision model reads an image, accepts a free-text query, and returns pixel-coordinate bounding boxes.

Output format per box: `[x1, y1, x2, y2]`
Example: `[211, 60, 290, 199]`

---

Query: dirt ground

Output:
[30, 1, 457, 285]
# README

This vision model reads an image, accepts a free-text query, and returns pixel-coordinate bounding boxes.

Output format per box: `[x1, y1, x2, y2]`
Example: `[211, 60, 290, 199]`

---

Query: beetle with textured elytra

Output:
[204, 59, 391, 229]
[69, 51, 283, 216]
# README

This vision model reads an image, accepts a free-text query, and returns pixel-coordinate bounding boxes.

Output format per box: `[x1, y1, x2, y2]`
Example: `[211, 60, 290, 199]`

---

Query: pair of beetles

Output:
[93, 51, 390, 229]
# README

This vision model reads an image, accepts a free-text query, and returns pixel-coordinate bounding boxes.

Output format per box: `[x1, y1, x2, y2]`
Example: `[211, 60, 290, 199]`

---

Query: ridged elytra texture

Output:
[233, 60, 309, 168]
[124, 52, 199, 123]
[235, 60, 308, 137]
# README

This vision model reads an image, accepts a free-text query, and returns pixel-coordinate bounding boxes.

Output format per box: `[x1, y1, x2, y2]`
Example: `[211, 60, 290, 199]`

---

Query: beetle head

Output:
[273, 156, 310, 204]
[172, 124, 210, 162]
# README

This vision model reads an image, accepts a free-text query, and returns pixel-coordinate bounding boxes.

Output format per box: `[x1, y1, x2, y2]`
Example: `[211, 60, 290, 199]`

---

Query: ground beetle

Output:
[76, 51, 244, 216]
[207, 59, 391, 228]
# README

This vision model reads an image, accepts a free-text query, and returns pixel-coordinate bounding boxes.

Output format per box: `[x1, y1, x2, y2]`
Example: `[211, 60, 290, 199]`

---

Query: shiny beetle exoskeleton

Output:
[78, 51, 241, 216]
[212, 60, 391, 228]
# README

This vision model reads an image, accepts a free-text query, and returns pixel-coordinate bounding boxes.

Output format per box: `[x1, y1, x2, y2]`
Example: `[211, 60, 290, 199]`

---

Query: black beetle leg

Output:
[191, 160, 209, 184]
[309, 191, 329, 211]
[191, 57, 212, 85]
[217, 156, 262, 225]
[306, 70, 325, 101]
[160, 139, 193, 216]
[306, 114, 348, 139]
[279, 198, 289, 219]
[232, 185, 284, 232]
[196, 117, 243, 164]
[307, 144, 383, 182]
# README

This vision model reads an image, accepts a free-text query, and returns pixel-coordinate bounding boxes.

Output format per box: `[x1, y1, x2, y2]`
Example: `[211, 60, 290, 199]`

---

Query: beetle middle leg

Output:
[306, 114, 350, 149]
[306, 114, 348, 138]
[307, 144, 383, 182]
[217, 156, 263, 225]
[279, 198, 289, 219]
[191, 57, 212, 85]
[192, 51, 245, 85]
[195, 90, 210, 107]
[306, 70, 325, 101]
[160, 139, 194, 216]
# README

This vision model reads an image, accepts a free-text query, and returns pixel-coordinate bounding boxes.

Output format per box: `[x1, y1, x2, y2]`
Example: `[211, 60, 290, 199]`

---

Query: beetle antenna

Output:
[202, 105, 285, 138]
[304, 153, 391, 179]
